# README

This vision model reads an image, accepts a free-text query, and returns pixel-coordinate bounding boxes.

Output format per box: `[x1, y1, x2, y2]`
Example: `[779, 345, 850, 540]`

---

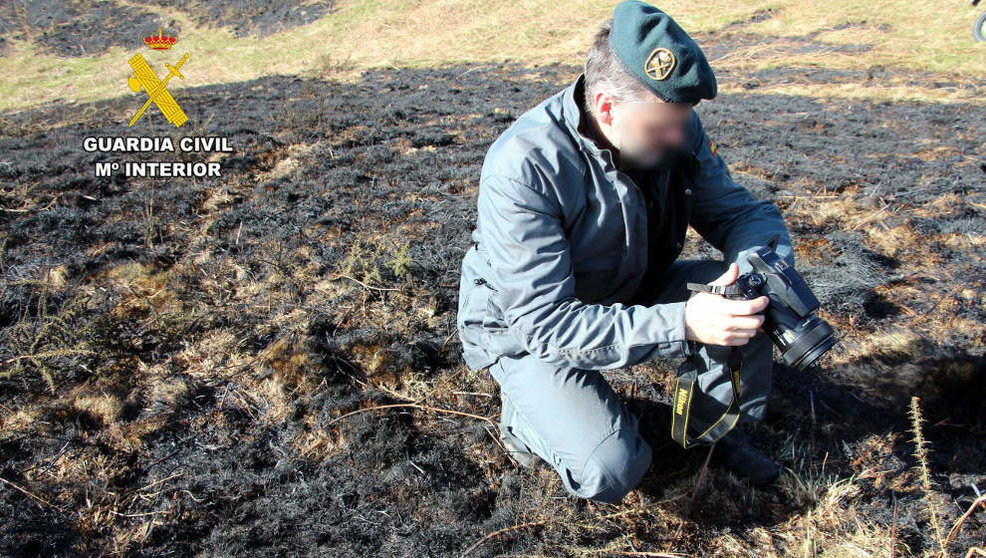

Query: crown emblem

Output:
[144, 26, 177, 50]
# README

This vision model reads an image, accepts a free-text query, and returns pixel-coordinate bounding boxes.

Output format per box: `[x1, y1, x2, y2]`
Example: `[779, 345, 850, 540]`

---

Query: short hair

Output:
[583, 18, 654, 118]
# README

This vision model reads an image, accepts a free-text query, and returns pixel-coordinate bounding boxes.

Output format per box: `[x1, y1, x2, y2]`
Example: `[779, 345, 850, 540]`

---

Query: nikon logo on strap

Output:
[674, 387, 688, 415]
[671, 346, 744, 450]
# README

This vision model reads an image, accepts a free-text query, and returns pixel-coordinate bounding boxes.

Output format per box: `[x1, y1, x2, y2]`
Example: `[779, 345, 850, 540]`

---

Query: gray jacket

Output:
[456, 74, 794, 372]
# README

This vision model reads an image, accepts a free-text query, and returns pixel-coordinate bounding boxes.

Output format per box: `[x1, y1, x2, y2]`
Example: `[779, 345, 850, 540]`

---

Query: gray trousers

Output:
[490, 259, 774, 503]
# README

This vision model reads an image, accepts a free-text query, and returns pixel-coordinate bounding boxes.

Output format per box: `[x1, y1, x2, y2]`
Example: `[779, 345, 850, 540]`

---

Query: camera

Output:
[731, 246, 836, 370]
[689, 246, 837, 370]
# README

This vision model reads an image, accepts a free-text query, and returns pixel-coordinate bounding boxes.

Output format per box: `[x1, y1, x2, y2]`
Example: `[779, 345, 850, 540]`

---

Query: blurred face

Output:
[592, 89, 694, 169]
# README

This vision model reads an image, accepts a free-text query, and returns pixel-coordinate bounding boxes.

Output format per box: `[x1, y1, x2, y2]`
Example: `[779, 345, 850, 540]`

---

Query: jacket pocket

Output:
[480, 284, 527, 357]
[483, 289, 508, 332]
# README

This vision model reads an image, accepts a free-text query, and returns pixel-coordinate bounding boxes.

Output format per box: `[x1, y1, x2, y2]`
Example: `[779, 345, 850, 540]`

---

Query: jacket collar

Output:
[560, 74, 617, 169]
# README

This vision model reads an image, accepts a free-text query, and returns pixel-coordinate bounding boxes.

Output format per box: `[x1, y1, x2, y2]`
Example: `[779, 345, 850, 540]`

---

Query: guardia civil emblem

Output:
[127, 27, 190, 128]
[644, 47, 676, 81]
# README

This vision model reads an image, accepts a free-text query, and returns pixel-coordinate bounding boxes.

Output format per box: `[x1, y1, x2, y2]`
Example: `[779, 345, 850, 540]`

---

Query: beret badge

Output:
[643, 47, 676, 81]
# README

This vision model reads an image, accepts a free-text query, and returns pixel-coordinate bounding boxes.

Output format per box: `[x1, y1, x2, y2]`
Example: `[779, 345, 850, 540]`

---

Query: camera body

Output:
[728, 246, 837, 370]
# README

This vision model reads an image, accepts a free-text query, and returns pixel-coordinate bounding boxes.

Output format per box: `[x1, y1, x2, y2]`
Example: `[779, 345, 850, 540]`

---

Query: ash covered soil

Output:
[1, 58, 985, 556]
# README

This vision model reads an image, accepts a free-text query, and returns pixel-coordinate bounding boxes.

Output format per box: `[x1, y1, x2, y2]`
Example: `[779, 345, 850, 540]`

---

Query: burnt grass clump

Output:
[1, 61, 984, 556]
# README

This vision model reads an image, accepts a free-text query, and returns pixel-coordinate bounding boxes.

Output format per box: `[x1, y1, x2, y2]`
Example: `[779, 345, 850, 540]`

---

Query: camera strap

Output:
[685, 282, 746, 298]
[670, 282, 747, 449]
[671, 346, 743, 449]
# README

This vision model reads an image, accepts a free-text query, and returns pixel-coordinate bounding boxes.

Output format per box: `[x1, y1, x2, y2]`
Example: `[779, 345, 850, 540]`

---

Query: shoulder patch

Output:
[709, 139, 717, 155]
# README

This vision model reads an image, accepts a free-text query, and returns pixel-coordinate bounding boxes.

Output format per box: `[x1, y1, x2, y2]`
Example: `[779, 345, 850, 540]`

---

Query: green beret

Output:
[609, 0, 717, 104]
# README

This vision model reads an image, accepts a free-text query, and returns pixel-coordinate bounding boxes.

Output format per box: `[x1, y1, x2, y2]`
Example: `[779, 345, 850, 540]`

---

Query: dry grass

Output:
[1, 264, 96, 393]
[879, 396, 986, 558]
[2, 0, 984, 113]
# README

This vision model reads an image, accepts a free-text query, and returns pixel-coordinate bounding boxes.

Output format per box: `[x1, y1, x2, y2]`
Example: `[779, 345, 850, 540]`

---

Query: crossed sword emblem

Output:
[127, 52, 190, 128]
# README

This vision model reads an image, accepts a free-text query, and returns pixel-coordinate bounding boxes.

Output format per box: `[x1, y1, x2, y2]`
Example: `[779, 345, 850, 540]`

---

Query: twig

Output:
[461, 519, 547, 556]
[136, 472, 183, 493]
[0, 195, 59, 213]
[688, 444, 715, 516]
[944, 495, 986, 548]
[109, 509, 168, 518]
[439, 328, 458, 353]
[850, 200, 894, 230]
[406, 449, 426, 475]
[141, 517, 156, 543]
[674, 444, 715, 540]
[0, 476, 65, 512]
[890, 490, 898, 558]
[21, 439, 72, 477]
[3, 347, 96, 365]
[910, 287, 960, 326]
[182, 489, 206, 503]
[909, 396, 947, 557]
[803, 510, 815, 558]
[327, 402, 495, 426]
[329, 273, 400, 292]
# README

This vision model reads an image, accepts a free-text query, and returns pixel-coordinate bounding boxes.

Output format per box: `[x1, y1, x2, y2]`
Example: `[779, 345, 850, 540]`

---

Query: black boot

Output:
[712, 428, 780, 484]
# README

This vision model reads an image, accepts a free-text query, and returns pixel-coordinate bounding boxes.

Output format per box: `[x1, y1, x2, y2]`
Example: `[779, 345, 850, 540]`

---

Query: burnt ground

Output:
[0, 0, 333, 57]
[1, 47, 985, 558]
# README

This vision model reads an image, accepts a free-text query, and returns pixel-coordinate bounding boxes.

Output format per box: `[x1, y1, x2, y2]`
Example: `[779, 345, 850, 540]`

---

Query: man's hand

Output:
[684, 262, 769, 346]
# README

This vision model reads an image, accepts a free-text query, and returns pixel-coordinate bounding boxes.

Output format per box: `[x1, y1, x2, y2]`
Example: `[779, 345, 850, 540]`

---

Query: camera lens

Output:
[779, 314, 836, 371]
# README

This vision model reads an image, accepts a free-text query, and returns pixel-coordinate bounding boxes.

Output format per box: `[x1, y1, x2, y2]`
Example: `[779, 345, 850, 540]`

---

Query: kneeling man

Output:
[456, 0, 797, 503]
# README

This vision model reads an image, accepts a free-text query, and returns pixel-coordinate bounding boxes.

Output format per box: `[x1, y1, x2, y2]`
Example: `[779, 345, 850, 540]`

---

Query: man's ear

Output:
[593, 92, 616, 126]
